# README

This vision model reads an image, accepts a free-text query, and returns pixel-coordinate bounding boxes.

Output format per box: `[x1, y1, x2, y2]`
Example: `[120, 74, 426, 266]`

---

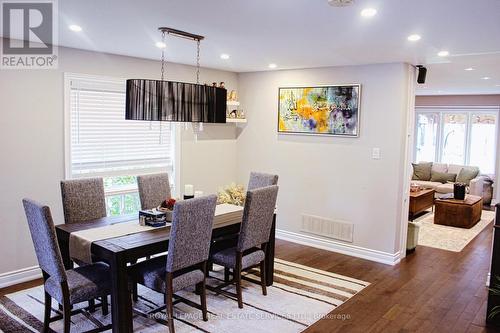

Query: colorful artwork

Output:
[278, 85, 360, 136]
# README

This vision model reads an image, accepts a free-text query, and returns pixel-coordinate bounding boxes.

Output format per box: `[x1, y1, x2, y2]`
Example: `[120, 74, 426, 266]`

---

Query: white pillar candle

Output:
[184, 184, 194, 196]
[194, 190, 203, 197]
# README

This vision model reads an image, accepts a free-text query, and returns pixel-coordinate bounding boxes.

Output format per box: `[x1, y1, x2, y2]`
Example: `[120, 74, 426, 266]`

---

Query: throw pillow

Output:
[430, 171, 457, 184]
[412, 162, 432, 181]
[456, 167, 480, 185]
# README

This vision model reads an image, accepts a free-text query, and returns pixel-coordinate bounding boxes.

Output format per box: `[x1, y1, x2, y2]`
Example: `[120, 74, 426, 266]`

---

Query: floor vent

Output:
[301, 214, 353, 243]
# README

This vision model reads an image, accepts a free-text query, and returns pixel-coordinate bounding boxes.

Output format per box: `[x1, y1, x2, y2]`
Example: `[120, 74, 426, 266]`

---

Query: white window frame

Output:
[63, 73, 181, 201]
[414, 106, 499, 174]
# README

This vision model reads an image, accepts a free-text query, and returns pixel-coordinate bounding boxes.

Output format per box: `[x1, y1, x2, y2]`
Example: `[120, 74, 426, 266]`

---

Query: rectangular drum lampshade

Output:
[126, 79, 227, 123]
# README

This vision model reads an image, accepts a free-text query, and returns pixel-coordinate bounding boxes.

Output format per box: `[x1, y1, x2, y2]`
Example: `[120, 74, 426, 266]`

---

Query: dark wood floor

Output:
[1, 223, 499, 332]
[275, 222, 499, 333]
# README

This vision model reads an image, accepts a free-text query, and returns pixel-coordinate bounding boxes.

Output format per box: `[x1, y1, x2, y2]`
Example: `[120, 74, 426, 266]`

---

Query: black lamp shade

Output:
[125, 79, 226, 123]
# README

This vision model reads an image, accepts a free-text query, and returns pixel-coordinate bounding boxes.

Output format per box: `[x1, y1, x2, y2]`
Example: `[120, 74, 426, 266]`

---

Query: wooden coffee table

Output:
[409, 189, 435, 221]
[434, 195, 482, 229]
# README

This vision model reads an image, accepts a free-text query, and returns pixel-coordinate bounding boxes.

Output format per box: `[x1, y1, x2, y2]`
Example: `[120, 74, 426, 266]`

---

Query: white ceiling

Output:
[5, 0, 500, 94]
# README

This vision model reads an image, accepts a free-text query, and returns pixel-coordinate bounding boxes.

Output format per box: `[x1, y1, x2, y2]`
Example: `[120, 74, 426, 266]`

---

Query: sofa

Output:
[410, 162, 489, 200]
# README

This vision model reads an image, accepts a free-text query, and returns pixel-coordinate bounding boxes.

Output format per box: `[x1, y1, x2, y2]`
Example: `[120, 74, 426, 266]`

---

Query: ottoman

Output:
[434, 195, 482, 229]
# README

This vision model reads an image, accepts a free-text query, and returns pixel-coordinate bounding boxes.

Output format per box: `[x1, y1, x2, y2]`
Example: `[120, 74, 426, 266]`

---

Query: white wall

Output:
[0, 44, 238, 276]
[236, 63, 412, 257]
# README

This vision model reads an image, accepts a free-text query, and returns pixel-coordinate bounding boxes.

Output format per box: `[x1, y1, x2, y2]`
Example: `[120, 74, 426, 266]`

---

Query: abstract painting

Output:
[278, 85, 360, 136]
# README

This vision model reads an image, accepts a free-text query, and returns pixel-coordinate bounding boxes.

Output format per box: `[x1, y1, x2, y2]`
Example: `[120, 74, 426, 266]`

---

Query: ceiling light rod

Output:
[158, 27, 204, 42]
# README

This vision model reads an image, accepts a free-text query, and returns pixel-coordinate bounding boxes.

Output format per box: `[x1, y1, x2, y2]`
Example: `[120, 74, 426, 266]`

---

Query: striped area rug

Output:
[0, 259, 369, 332]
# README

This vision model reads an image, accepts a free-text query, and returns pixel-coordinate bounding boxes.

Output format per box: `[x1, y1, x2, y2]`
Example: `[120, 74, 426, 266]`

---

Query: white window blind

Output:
[68, 75, 175, 178]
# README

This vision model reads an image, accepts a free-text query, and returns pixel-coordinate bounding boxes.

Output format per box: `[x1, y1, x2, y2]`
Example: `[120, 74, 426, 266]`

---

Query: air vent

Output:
[301, 214, 354, 242]
[327, 0, 355, 7]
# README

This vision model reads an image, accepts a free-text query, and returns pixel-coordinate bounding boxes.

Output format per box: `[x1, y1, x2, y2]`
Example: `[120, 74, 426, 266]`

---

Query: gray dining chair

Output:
[209, 172, 278, 279]
[60, 178, 107, 224]
[137, 173, 171, 210]
[60, 177, 108, 311]
[22, 199, 111, 333]
[209, 185, 278, 308]
[129, 195, 217, 332]
[248, 172, 279, 191]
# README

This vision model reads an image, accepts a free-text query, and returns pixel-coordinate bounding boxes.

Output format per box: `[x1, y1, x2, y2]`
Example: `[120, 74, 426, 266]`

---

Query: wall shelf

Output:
[227, 101, 240, 107]
[226, 118, 247, 123]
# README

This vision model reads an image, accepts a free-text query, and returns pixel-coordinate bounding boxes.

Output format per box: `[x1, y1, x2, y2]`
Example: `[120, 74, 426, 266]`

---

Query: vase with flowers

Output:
[157, 198, 176, 221]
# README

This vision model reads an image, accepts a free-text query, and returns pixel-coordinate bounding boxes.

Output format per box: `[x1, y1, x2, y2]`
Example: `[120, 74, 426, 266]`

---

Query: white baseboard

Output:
[0, 266, 41, 289]
[276, 229, 401, 266]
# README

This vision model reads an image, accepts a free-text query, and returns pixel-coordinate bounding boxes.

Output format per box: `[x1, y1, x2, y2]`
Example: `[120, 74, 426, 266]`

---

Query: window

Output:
[414, 107, 499, 175]
[415, 113, 438, 163]
[65, 74, 177, 215]
[441, 113, 466, 165]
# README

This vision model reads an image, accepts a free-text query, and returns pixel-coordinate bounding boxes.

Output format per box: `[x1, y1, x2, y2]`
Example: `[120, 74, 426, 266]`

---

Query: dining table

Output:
[55, 208, 276, 333]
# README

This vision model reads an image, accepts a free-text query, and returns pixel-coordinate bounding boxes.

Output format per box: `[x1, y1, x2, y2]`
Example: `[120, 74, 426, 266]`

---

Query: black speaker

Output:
[416, 65, 427, 84]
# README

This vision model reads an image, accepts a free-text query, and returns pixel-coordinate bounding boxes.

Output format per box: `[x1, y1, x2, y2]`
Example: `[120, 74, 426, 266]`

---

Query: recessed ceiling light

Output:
[464, 67, 475, 71]
[482, 77, 491, 80]
[220, 53, 230, 60]
[268, 63, 277, 69]
[437, 50, 449, 57]
[69, 24, 82, 32]
[407, 34, 421, 42]
[360, 8, 377, 17]
[155, 41, 166, 49]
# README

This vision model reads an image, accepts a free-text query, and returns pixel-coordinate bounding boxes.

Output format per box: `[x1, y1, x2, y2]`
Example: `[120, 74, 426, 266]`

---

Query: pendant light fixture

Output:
[125, 27, 227, 124]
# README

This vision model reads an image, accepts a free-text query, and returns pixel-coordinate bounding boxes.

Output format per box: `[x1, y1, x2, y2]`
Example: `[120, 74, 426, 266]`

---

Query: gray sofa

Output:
[411, 162, 488, 199]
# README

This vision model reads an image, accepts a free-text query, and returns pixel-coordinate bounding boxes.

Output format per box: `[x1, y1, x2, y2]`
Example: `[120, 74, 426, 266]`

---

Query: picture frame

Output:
[278, 84, 361, 137]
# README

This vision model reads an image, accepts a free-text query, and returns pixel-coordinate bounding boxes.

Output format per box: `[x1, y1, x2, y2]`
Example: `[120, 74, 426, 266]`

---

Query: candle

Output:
[184, 184, 194, 196]
[194, 190, 203, 198]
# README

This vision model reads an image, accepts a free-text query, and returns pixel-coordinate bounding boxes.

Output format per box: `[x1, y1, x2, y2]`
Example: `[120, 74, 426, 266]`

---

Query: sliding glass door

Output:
[414, 107, 499, 175]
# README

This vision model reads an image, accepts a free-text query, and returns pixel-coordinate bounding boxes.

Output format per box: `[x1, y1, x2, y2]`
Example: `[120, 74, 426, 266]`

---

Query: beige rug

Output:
[415, 210, 496, 252]
[0, 259, 369, 332]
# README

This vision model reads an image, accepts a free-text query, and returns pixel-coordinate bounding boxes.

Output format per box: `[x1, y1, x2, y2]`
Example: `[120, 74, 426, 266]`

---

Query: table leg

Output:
[110, 253, 133, 333]
[265, 214, 276, 287]
[56, 231, 73, 270]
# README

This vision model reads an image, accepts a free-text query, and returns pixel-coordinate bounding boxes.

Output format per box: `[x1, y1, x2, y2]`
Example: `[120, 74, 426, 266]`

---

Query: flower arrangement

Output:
[159, 198, 176, 211]
[217, 183, 245, 206]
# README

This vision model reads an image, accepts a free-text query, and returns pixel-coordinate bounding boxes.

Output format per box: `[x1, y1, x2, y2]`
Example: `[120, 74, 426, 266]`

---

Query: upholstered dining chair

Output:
[60, 177, 109, 311]
[209, 171, 279, 271]
[22, 199, 111, 333]
[129, 195, 217, 332]
[209, 185, 278, 308]
[60, 178, 107, 224]
[137, 173, 171, 210]
[247, 171, 279, 191]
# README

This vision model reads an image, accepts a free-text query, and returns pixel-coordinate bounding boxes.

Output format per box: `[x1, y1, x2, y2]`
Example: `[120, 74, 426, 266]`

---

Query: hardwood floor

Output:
[275, 222, 499, 333]
[1, 223, 499, 332]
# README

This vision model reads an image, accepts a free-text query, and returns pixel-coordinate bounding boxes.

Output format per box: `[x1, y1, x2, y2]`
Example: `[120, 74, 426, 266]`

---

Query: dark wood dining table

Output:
[55, 212, 276, 333]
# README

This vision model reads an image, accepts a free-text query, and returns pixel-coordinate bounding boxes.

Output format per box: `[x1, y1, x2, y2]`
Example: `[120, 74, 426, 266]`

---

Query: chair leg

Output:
[60, 282, 71, 333]
[224, 267, 231, 282]
[43, 291, 52, 333]
[101, 295, 109, 316]
[235, 252, 243, 309]
[132, 282, 138, 302]
[196, 281, 208, 322]
[260, 260, 267, 296]
[63, 301, 71, 333]
[88, 299, 96, 312]
[166, 272, 175, 333]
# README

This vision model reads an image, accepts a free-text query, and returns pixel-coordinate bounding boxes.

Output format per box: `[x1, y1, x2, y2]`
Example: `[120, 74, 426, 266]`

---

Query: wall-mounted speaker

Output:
[416, 65, 427, 84]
